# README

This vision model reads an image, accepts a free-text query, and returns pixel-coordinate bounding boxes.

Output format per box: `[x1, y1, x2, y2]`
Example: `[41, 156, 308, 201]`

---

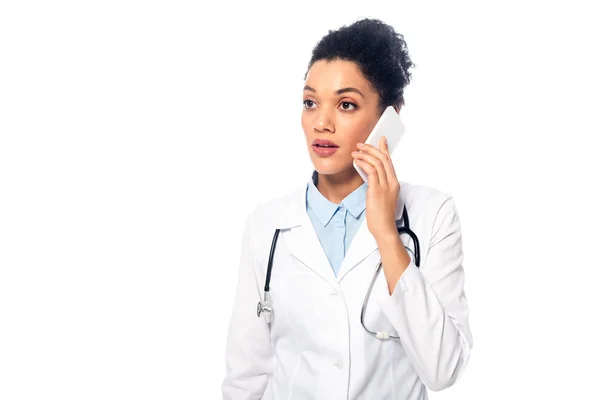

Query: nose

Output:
[313, 107, 335, 133]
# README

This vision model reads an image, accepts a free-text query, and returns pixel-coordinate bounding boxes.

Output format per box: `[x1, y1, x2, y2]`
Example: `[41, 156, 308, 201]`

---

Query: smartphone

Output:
[353, 105, 406, 183]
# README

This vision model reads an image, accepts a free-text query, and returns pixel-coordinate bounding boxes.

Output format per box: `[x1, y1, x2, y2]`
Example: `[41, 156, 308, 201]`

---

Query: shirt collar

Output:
[306, 170, 368, 226]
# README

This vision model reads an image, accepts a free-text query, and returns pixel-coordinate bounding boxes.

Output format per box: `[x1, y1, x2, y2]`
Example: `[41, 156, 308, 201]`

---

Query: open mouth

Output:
[311, 141, 339, 157]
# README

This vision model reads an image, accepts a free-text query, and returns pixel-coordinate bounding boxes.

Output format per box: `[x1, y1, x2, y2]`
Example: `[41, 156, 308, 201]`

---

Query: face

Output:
[301, 59, 388, 178]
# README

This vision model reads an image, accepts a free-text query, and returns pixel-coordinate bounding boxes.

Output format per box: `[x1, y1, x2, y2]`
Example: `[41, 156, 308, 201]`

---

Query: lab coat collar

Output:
[275, 170, 405, 283]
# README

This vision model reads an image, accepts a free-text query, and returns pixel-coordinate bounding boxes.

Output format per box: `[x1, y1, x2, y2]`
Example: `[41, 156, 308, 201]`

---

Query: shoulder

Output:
[400, 180, 459, 225]
[244, 185, 304, 234]
[252, 187, 301, 220]
[240, 186, 304, 265]
[401, 181, 453, 207]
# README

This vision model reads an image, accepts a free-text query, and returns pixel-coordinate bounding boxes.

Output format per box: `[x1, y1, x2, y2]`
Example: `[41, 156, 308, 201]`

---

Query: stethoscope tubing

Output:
[258, 204, 420, 341]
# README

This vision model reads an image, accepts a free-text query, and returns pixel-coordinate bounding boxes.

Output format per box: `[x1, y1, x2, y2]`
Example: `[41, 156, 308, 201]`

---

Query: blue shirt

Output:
[306, 171, 368, 276]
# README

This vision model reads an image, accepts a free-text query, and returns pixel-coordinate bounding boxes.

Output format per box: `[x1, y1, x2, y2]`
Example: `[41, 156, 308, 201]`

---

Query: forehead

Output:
[305, 59, 375, 96]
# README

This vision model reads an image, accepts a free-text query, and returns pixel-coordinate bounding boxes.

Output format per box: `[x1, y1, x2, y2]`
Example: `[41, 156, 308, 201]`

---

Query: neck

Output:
[316, 168, 364, 204]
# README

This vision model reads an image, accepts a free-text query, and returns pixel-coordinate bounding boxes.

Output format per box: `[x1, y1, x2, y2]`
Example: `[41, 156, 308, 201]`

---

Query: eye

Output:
[340, 101, 357, 111]
[303, 99, 316, 109]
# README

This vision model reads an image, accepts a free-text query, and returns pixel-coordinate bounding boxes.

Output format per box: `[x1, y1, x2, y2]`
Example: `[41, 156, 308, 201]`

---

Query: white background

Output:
[1, 0, 599, 399]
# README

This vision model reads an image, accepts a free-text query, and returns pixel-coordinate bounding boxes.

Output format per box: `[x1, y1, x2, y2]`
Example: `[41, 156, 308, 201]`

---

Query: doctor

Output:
[222, 18, 473, 400]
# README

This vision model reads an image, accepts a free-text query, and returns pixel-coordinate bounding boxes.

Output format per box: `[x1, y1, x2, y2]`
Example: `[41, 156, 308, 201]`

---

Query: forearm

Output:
[379, 263, 471, 391]
[377, 197, 473, 391]
[222, 213, 274, 399]
[375, 231, 412, 295]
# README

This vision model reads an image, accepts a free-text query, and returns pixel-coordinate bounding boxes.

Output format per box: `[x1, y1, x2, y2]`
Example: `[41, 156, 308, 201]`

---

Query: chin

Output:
[312, 158, 354, 176]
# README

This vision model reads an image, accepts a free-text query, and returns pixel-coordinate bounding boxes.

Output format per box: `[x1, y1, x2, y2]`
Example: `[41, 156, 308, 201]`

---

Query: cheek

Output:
[340, 119, 372, 144]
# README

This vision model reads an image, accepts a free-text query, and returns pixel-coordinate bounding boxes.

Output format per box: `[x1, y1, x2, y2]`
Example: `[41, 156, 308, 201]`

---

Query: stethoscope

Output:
[257, 204, 420, 340]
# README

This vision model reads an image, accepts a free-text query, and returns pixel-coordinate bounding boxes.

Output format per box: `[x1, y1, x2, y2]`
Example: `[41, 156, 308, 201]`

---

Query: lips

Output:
[312, 139, 339, 148]
[312, 139, 339, 157]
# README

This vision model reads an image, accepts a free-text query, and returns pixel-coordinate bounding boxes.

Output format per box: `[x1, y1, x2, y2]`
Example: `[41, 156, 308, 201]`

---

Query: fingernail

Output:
[357, 143, 364, 147]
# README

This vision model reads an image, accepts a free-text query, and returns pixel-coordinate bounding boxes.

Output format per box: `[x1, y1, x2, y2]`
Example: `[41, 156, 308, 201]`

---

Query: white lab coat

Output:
[222, 178, 473, 400]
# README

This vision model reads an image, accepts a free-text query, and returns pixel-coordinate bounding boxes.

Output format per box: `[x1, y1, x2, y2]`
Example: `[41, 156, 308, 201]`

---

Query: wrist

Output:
[374, 229, 401, 246]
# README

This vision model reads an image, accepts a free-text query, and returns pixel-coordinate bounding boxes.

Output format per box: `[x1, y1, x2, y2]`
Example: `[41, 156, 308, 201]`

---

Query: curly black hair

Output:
[304, 18, 415, 112]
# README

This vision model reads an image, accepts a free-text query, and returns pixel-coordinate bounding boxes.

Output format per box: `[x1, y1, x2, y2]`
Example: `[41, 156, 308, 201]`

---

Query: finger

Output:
[353, 159, 378, 188]
[352, 149, 387, 189]
[380, 136, 399, 182]
[357, 140, 392, 188]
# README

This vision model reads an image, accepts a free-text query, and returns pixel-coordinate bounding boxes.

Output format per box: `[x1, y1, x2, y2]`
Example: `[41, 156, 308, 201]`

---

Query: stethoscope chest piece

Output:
[257, 292, 273, 323]
[256, 301, 271, 317]
[256, 301, 262, 317]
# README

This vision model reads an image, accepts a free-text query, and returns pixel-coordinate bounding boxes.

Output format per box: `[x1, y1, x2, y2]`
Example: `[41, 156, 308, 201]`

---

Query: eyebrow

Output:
[303, 85, 364, 99]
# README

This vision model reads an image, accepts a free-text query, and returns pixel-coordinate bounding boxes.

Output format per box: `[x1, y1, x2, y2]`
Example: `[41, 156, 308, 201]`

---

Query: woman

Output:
[222, 18, 473, 400]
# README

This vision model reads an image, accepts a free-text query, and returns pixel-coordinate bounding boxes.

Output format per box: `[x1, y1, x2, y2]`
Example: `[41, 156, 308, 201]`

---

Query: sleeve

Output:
[380, 196, 473, 392]
[221, 212, 275, 399]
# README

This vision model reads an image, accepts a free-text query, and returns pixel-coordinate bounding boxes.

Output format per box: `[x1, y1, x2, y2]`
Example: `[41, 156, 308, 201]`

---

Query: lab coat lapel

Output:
[276, 186, 338, 286]
[337, 190, 406, 282]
